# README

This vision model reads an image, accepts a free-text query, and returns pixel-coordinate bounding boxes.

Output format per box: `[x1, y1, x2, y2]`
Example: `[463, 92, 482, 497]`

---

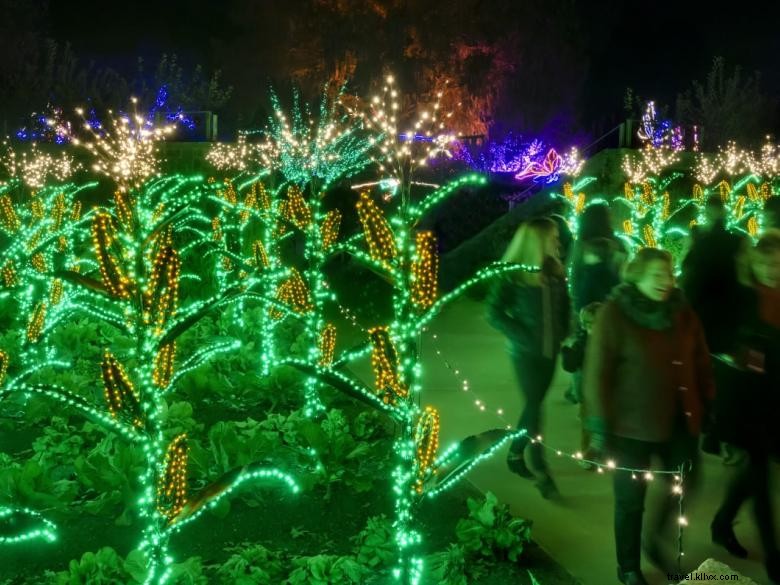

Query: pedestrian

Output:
[763, 196, 780, 232]
[583, 247, 714, 585]
[561, 301, 603, 469]
[487, 217, 570, 499]
[565, 203, 626, 403]
[547, 196, 574, 264]
[710, 231, 780, 584]
[681, 195, 748, 354]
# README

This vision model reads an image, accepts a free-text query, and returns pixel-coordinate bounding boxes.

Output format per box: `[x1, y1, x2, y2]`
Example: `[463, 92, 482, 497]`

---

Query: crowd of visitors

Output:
[487, 197, 780, 585]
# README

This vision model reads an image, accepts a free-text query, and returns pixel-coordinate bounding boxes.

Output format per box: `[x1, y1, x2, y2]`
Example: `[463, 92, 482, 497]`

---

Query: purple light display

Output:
[513, 148, 563, 184]
[452, 133, 547, 174]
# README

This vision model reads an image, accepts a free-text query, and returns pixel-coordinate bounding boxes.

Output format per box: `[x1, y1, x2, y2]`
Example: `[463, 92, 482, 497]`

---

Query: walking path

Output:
[420, 296, 779, 585]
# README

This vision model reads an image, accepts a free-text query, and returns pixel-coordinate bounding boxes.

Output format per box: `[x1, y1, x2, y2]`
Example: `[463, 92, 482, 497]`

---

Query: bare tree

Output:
[676, 57, 777, 149]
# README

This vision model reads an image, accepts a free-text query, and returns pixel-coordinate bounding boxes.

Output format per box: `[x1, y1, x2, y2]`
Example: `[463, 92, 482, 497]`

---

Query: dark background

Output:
[2, 0, 778, 145]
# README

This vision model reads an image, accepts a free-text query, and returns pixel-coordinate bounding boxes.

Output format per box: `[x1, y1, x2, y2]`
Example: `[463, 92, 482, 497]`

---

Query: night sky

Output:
[13, 0, 780, 137]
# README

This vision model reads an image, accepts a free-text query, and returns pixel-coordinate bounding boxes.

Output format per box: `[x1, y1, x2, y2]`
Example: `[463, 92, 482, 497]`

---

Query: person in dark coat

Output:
[562, 301, 604, 468]
[487, 217, 570, 499]
[710, 231, 780, 584]
[764, 196, 780, 232]
[681, 195, 748, 354]
[583, 248, 714, 585]
[547, 196, 574, 264]
[565, 203, 626, 403]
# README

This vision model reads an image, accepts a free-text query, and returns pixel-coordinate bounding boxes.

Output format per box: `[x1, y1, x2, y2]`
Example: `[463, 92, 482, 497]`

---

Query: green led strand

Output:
[411, 262, 540, 335]
[276, 357, 399, 417]
[164, 467, 299, 536]
[5, 383, 143, 442]
[0, 507, 57, 545]
[162, 339, 241, 395]
[407, 174, 487, 220]
[425, 430, 527, 499]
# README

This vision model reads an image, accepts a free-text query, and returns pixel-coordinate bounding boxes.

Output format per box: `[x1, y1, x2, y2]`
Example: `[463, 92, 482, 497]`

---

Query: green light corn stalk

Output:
[0, 178, 98, 375]
[282, 173, 539, 585]
[204, 174, 292, 377]
[381, 174, 541, 585]
[0, 176, 298, 584]
[264, 84, 375, 415]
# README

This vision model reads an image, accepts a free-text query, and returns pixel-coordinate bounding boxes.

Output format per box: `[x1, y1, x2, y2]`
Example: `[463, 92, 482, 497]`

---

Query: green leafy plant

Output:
[352, 515, 395, 569]
[455, 491, 532, 563]
[287, 555, 368, 585]
[428, 544, 469, 585]
[214, 543, 285, 585]
[72, 430, 146, 523]
[293, 408, 392, 496]
[54, 547, 139, 585]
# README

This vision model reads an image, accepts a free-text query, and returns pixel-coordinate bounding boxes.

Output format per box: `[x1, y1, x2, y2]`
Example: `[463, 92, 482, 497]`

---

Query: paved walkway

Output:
[419, 297, 779, 585]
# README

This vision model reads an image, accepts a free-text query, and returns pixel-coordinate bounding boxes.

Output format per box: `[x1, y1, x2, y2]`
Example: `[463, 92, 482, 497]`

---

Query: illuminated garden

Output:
[1, 3, 780, 585]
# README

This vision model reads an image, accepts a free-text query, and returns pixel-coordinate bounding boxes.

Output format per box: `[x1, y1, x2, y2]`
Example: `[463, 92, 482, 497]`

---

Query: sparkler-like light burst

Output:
[347, 74, 458, 192]
[694, 154, 719, 185]
[694, 138, 780, 185]
[206, 134, 279, 172]
[69, 98, 179, 191]
[0, 141, 80, 188]
[622, 145, 680, 183]
[266, 86, 373, 188]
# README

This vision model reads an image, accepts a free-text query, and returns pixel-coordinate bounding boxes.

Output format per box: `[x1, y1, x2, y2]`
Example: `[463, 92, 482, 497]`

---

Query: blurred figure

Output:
[487, 217, 570, 499]
[547, 196, 574, 264]
[583, 248, 713, 585]
[681, 195, 748, 354]
[763, 196, 780, 232]
[561, 301, 603, 469]
[710, 231, 780, 584]
[566, 203, 626, 403]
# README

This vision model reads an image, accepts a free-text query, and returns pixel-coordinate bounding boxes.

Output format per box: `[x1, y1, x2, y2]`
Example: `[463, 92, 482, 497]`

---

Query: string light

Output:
[70, 99, 177, 191]
[410, 231, 438, 310]
[266, 85, 373, 188]
[0, 351, 7, 387]
[70, 200, 82, 221]
[153, 343, 176, 388]
[206, 134, 279, 172]
[0, 140, 79, 188]
[413, 406, 440, 494]
[368, 326, 408, 403]
[748, 216, 759, 237]
[0, 173, 300, 584]
[30, 252, 46, 273]
[1, 261, 17, 288]
[252, 240, 269, 269]
[321, 209, 341, 250]
[211, 217, 222, 241]
[102, 350, 144, 429]
[286, 185, 312, 229]
[318, 324, 337, 367]
[719, 180, 731, 203]
[143, 245, 180, 334]
[91, 212, 133, 299]
[0, 195, 20, 232]
[622, 145, 680, 183]
[26, 302, 46, 343]
[0, 507, 57, 544]
[270, 267, 313, 318]
[157, 434, 189, 522]
[356, 191, 397, 265]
